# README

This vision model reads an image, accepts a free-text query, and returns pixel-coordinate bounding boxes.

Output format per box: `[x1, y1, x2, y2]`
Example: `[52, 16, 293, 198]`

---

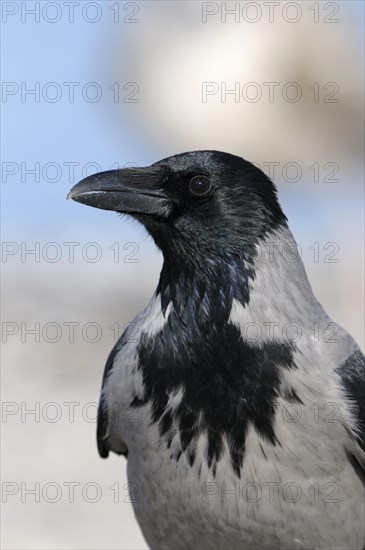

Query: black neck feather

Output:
[135, 250, 296, 477]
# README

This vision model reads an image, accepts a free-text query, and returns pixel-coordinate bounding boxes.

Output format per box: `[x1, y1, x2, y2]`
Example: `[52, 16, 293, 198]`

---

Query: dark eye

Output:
[188, 175, 212, 197]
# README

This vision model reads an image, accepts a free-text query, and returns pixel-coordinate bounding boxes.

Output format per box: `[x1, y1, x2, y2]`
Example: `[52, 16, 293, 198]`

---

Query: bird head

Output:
[68, 151, 287, 272]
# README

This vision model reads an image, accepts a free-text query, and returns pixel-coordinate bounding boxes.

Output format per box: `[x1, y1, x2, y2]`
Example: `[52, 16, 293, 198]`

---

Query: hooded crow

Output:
[68, 151, 364, 550]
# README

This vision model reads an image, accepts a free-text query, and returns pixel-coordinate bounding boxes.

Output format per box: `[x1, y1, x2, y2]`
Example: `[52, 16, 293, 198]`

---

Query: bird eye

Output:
[188, 176, 212, 197]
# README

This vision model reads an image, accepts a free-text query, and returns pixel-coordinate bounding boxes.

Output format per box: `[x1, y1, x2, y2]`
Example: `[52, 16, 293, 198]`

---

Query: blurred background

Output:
[1, 1, 364, 548]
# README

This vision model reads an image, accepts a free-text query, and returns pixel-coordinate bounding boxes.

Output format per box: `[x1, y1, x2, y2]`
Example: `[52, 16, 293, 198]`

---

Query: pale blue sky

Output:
[1, 1, 364, 246]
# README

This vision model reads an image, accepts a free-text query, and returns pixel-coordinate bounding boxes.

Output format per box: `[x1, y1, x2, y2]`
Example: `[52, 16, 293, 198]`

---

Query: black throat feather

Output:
[135, 246, 296, 477]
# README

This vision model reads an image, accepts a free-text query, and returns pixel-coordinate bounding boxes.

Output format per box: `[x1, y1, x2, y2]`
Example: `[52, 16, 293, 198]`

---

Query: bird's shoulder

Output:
[328, 342, 365, 489]
[96, 295, 168, 458]
[336, 346, 365, 452]
[96, 335, 129, 458]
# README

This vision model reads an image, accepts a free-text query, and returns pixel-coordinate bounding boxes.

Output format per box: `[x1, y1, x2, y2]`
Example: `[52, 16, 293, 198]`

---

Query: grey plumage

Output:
[69, 151, 365, 550]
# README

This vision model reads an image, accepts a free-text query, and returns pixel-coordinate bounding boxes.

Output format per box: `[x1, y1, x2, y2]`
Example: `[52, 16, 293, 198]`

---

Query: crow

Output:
[68, 151, 364, 550]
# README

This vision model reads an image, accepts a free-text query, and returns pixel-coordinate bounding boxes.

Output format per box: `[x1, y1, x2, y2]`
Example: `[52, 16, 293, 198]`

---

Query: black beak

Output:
[67, 167, 170, 217]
